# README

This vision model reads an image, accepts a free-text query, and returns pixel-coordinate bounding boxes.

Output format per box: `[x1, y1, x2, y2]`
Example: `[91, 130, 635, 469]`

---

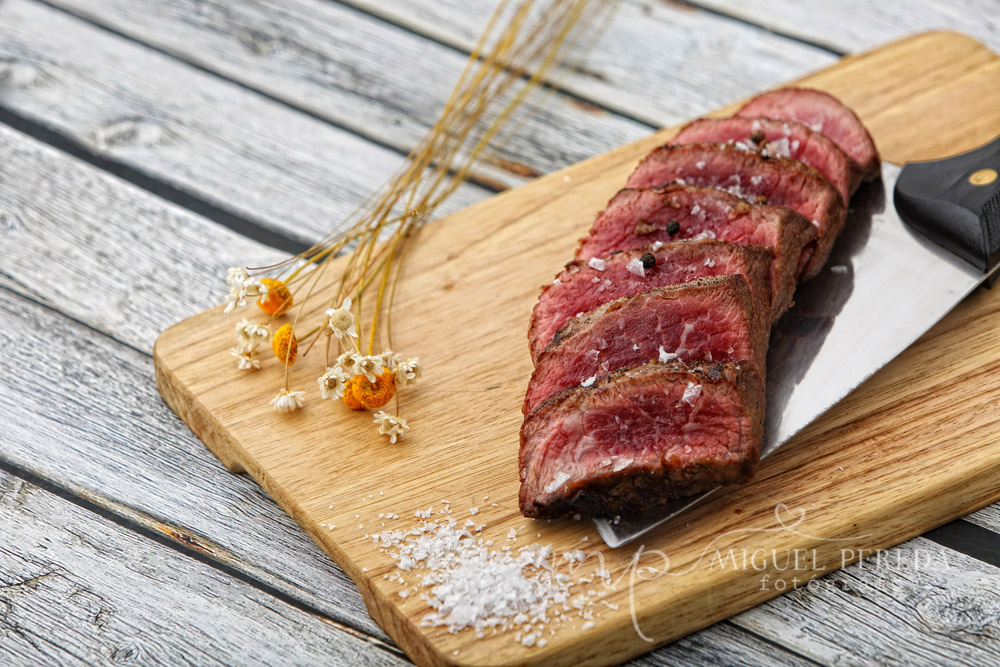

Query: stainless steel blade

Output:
[596, 162, 993, 548]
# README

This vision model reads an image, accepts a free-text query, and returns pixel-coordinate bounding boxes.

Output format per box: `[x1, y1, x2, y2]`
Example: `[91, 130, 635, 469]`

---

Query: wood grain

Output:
[0, 0, 489, 245]
[154, 32, 1000, 666]
[0, 468, 407, 666]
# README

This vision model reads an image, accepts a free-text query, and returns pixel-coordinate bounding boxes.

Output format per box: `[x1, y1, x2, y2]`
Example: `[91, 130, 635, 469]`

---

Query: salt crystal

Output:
[587, 257, 606, 271]
[522, 633, 537, 647]
[682, 382, 702, 406]
[658, 346, 678, 363]
[552, 278, 561, 286]
[582, 621, 596, 631]
[580, 375, 596, 387]
[704, 258, 716, 267]
[544, 472, 571, 494]
[695, 160, 706, 170]
[508, 528, 518, 540]
[692, 229, 716, 240]
[625, 256, 645, 277]
[612, 458, 633, 473]
[470, 507, 479, 515]
[651, 241, 663, 251]
[399, 590, 409, 598]
[573, 514, 581, 521]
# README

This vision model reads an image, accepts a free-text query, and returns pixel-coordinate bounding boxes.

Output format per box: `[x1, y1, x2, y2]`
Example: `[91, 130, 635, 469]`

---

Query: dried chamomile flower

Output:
[235, 318, 270, 348]
[356, 355, 383, 384]
[230, 347, 260, 371]
[272, 323, 298, 365]
[317, 367, 351, 401]
[257, 278, 293, 316]
[395, 357, 422, 387]
[325, 297, 357, 340]
[378, 349, 401, 372]
[270, 388, 305, 413]
[373, 410, 409, 444]
[224, 267, 261, 313]
[353, 369, 396, 409]
[337, 351, 363, 377]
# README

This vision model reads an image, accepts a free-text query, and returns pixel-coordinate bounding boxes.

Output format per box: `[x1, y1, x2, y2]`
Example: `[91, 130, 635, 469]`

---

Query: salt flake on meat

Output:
[681, 382, 702, 406]
[625, 257, 645, 277]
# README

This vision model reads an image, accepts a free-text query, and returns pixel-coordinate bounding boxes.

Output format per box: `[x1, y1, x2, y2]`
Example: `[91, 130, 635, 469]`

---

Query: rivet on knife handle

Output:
[894, 132, 1000, 279]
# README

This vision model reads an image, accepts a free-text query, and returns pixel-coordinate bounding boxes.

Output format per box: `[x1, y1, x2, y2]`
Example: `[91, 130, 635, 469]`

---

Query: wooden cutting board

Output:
[155, 32, 1000, 667]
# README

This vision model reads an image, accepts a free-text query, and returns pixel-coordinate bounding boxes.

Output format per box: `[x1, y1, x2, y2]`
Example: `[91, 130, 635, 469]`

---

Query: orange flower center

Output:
[342, 369, 395, 410]
[258, 278, 293, 316]
[271, 323, 297, 365]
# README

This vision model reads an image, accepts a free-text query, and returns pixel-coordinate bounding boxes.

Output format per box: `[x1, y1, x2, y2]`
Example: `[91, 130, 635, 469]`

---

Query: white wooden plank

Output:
[0, 123, 397, 637]
[687, 0, 1000, 56]
[966, 505, 1000, 534]
[0, 0, 489, 245]
[0, 123, 281, 352]
[333, 0, 837, 126]
[40, 0, 651, 189]
[732, 537, 1000, 664]
[0, 468, 406, 666]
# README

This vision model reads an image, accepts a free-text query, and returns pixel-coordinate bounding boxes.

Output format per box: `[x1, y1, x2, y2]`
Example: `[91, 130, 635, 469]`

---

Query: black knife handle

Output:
[893, 133, 1000, 278]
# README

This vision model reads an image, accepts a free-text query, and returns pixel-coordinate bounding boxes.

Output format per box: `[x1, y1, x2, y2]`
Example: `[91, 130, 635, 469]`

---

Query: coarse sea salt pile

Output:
[368, 509, 614, 645]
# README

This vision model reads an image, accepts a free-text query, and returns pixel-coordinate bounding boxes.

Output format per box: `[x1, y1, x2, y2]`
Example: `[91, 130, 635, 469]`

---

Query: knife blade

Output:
[596, 136, 1000, 548]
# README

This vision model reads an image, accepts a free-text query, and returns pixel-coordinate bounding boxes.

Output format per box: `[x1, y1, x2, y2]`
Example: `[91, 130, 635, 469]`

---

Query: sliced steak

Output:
[576, 186, 817, 318]
[625, 143, 843, 278]
[524, 274, 768, 414]
[671, 116, 856, 202]
[519, 360, 764, 519]
[529, 240, 772, 362]
[735, 87, 880, 181]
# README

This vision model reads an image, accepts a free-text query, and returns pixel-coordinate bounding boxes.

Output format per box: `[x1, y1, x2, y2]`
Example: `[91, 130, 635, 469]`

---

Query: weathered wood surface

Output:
[0, 468, 407, 666]
[154, 32, 1000, 666]
[0, 121, 808, 665]
[337, 0, 839, 126]
[2, 0, 1000, 664]
[734, 537, 1000, 665]
[44, 0, 835, 137]
[39, 0, 652, 190]
[0, 0, 489, 246]
[693, 0, 1000, 55]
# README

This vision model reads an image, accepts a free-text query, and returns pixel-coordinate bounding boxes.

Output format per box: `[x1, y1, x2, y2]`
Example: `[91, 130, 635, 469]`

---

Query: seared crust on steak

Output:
[524, 274, 769, 414]
[519, 361, 765, 519]
[625, 143, 843, 278]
